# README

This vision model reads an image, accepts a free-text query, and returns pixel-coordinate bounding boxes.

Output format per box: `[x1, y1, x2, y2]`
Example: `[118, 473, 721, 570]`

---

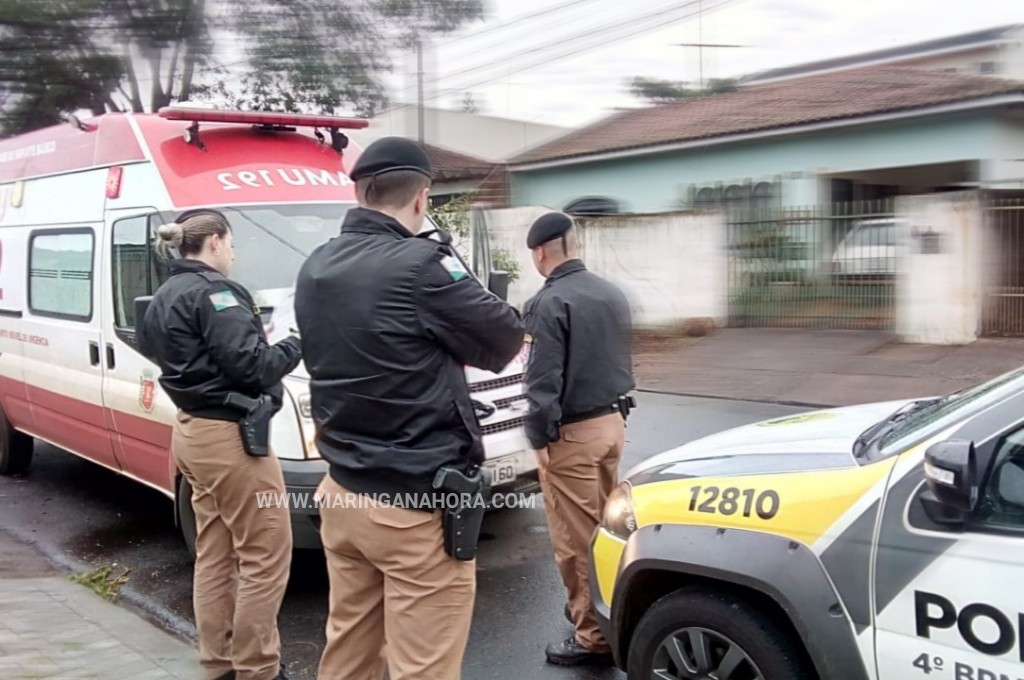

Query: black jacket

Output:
[523, 259, 635, 449]
[294, 208, 525, 499]
[138, 259, 302, 420]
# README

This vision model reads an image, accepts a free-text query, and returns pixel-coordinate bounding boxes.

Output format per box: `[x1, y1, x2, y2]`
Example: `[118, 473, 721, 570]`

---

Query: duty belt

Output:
[561, 400, 627, 426]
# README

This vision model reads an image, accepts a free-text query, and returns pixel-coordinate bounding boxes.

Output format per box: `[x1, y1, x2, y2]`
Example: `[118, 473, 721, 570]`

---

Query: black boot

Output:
[564, 602, 572, 623]
[545, 637, 614, 667]
[212, 672, 236, 680]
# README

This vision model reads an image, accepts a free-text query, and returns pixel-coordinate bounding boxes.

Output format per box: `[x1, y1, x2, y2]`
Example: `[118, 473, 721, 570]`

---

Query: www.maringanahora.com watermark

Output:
[257, 491, 538, 511]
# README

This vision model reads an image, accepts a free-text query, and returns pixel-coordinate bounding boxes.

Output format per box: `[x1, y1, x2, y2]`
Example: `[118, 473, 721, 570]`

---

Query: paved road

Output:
[0, 394, 805, 679]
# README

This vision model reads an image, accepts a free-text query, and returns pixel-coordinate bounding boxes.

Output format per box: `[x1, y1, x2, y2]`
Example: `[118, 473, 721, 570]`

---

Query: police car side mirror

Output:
[920, 439, 978, 526]
[488, 271, 509, 301]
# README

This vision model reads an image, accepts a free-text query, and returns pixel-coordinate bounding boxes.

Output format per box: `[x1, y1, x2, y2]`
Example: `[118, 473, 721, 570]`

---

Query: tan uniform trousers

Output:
[315, 474, 476, 680]
[539, 412, 625, 653]
[173, 412, 292, 680]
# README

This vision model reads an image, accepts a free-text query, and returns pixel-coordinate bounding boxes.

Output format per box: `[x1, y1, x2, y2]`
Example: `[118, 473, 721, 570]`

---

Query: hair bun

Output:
[157, 222, 184, 246]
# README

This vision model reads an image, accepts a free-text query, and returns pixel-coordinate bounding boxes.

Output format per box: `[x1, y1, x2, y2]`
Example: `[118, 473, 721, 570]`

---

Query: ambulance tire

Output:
[0, 406, 33, 476]
[177, 475, 198, 561]
[627, 586, 815, 680]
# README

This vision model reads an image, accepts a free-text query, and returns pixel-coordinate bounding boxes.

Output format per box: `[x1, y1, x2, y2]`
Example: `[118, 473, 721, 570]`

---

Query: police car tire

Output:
[176, 475, 198, 561]
[0, 406, 33, 476]
[627, 587, 815, 680]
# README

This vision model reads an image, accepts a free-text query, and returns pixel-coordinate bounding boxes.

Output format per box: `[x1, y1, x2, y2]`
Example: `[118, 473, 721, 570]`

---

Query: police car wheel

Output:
[177, 475, 198, 561]
[627, 587, 814, 680]
[0, 406, 33, 476]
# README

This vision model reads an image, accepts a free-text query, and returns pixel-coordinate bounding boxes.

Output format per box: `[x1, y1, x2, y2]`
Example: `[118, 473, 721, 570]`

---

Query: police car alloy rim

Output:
[650, 626, 763, 680]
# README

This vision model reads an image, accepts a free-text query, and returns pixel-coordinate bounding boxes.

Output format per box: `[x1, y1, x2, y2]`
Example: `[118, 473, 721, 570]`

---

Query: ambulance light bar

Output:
[157, 107, 369, 130]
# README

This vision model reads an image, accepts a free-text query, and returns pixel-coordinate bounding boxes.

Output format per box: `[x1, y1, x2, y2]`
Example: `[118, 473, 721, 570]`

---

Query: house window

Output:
[29, 230, 95, 321]
[979, 61, 999, 74]
[695, 187, 717, 208]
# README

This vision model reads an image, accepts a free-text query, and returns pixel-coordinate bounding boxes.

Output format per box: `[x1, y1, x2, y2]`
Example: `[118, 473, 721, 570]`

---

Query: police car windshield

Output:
[872, 364, 1024, 459]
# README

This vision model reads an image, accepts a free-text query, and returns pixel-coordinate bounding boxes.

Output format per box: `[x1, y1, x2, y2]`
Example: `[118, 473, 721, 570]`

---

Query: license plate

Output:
[486, 460, 516, 485]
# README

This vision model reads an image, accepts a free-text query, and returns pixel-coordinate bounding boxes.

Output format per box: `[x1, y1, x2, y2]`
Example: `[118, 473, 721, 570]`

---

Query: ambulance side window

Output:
[974, 426, 1024, 530]
[28, 229, 95, 321]
[112, 215, 168, 333]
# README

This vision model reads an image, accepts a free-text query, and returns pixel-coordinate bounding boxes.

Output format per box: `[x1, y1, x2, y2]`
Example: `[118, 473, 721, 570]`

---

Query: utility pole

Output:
[416, 36, 425, 143]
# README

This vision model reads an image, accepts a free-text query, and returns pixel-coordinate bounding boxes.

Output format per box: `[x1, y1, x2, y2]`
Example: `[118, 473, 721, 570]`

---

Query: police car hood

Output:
[626, 398, 915, 482]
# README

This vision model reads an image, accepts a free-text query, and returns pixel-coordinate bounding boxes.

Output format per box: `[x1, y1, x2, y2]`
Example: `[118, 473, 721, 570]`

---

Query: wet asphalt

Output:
[0, 393, 805, 679]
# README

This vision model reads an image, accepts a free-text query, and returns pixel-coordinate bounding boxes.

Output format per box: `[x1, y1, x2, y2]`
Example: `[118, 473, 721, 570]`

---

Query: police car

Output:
[0, 106, 536, 556]
[591, 366, 1024, 680]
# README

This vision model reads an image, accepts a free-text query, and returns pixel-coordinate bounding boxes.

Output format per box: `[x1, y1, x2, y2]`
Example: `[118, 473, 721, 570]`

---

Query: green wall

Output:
[511, 113, 1000, 212]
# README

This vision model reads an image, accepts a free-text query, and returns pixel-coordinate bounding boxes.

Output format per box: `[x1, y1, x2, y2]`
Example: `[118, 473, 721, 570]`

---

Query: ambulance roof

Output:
[0, 110, 369, 207]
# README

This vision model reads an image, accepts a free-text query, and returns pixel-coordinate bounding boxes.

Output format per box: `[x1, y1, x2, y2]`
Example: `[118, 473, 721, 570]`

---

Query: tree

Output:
[627, 76, 737, 105]
[460, 92, 480, 114]
[0, 0, 484, 136]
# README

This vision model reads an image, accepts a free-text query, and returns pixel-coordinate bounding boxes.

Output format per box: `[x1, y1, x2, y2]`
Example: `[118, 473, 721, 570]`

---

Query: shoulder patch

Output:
[209, 290, 240, 311]
[439, 254, 469, 282]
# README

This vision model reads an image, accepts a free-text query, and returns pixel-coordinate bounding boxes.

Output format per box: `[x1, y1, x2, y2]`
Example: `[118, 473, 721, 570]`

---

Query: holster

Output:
[432, 465, 493, 561]
[224, 392, 273, 457]
[617, 394, 637, 421]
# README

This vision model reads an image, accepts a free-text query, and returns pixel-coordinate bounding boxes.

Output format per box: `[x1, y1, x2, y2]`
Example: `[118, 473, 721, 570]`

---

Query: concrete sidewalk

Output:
[633, 328, 1024, 407]
[0, 529, 199, 679]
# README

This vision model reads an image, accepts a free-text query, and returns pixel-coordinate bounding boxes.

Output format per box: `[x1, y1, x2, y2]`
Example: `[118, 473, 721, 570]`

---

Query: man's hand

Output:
[534, 447, 550, 469]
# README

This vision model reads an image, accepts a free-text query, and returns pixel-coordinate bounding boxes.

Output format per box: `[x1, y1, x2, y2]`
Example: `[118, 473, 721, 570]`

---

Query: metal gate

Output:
[983, 194, 1024, 336]
[727, 200, 897, 329]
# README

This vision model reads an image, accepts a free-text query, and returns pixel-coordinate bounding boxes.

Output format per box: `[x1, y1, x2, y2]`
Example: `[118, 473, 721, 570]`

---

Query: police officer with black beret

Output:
[523, 211, 635, 667]
[294, 136, 525, 680]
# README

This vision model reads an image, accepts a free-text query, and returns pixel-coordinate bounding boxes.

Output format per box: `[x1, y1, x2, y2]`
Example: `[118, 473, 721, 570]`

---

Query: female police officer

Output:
[138, 209, 302, 680]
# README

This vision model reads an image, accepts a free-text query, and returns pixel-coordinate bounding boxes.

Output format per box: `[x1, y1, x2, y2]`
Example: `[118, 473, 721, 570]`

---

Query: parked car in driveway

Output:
[830, 218, 904, 283]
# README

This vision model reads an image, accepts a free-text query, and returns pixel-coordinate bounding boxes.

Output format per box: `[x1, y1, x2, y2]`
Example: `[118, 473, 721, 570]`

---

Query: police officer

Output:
[523, 212, 635, 667]
[293, 137, 524, 680]
[138, 210, 301, 680]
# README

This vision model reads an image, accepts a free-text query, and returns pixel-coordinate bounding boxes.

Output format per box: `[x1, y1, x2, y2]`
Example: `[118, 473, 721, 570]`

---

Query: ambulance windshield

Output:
[156, 203, 350, 307]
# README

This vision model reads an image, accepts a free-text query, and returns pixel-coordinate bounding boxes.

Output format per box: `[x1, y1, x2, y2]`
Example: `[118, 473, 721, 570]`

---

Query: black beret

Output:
[350, 136, 432, 182]
[527, 212, 573, 249]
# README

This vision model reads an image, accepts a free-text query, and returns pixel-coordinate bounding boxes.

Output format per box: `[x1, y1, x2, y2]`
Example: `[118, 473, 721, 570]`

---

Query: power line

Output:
[423, 0, 686, 86]
[433, 0, 611, 48]
[422, 0, 737, 97]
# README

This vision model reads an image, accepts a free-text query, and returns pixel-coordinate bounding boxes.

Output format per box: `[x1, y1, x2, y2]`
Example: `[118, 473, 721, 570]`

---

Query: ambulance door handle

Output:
[89, 341, 101, 367]
[106, 344, 116, 370]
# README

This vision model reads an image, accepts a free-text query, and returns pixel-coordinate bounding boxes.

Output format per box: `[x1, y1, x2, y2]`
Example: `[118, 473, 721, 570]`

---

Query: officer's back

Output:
[527, 260, 634, 421]
[294, 142, 524, 500]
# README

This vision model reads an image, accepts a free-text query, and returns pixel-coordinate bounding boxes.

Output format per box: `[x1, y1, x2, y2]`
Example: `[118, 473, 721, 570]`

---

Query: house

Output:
[742, 24, 1024, 86]
[507, 66, 1024, 214]
[422, 143, 504, 206]
[348, 104, 570, 162]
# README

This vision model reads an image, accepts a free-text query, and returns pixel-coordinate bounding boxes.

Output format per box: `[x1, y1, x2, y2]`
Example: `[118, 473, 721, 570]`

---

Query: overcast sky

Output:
[384, 0, 1021, 129]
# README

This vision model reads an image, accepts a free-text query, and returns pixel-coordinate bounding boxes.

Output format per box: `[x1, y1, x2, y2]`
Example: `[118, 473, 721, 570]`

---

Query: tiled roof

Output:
[511, 66, 1024, 166]
[424, 144, 496, 181]
[743, 24, 1021, 84]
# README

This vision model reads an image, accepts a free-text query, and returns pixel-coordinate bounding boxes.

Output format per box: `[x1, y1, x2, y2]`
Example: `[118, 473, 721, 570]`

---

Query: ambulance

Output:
[0, 106, 537, 555]
[591, 367, 1024, 680]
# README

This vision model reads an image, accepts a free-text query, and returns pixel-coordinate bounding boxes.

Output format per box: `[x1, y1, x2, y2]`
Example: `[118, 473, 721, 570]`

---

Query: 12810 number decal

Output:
[688, 486, 780, 520]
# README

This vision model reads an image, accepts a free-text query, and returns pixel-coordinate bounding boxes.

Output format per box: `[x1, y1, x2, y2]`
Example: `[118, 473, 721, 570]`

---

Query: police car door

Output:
[874, 417, 1024, 680]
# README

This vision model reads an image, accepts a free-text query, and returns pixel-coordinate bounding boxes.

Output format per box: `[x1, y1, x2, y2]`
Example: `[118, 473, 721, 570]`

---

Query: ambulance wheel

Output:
[177, 475, 198, 561]
[0, 406, 33, 476]
[627, 587, 815, 680]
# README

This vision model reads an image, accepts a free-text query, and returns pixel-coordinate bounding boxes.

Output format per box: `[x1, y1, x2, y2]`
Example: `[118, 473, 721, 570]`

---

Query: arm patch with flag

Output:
[439, 254, 469, 281]
[209, 290, 240, 311]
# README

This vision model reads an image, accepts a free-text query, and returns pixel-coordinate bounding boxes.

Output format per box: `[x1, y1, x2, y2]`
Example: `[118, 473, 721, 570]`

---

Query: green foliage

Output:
[628, 76, 738, 104]
[70, 564, 131, 601]
[429, 194, 520, 284]
[1, 0, 484, 135]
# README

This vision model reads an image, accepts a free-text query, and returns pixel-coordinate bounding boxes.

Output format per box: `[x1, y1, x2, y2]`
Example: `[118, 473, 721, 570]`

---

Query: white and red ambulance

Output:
[0, 106, 536, 554]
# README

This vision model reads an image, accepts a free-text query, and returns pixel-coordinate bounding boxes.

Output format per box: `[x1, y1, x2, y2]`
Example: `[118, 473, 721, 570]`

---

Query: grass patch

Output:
[69, 565, 131, 602]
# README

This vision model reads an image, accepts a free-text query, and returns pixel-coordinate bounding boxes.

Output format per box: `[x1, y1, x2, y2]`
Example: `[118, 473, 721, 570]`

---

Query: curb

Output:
[0, 524, 198, 645]
[635, 387, 834, 410]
